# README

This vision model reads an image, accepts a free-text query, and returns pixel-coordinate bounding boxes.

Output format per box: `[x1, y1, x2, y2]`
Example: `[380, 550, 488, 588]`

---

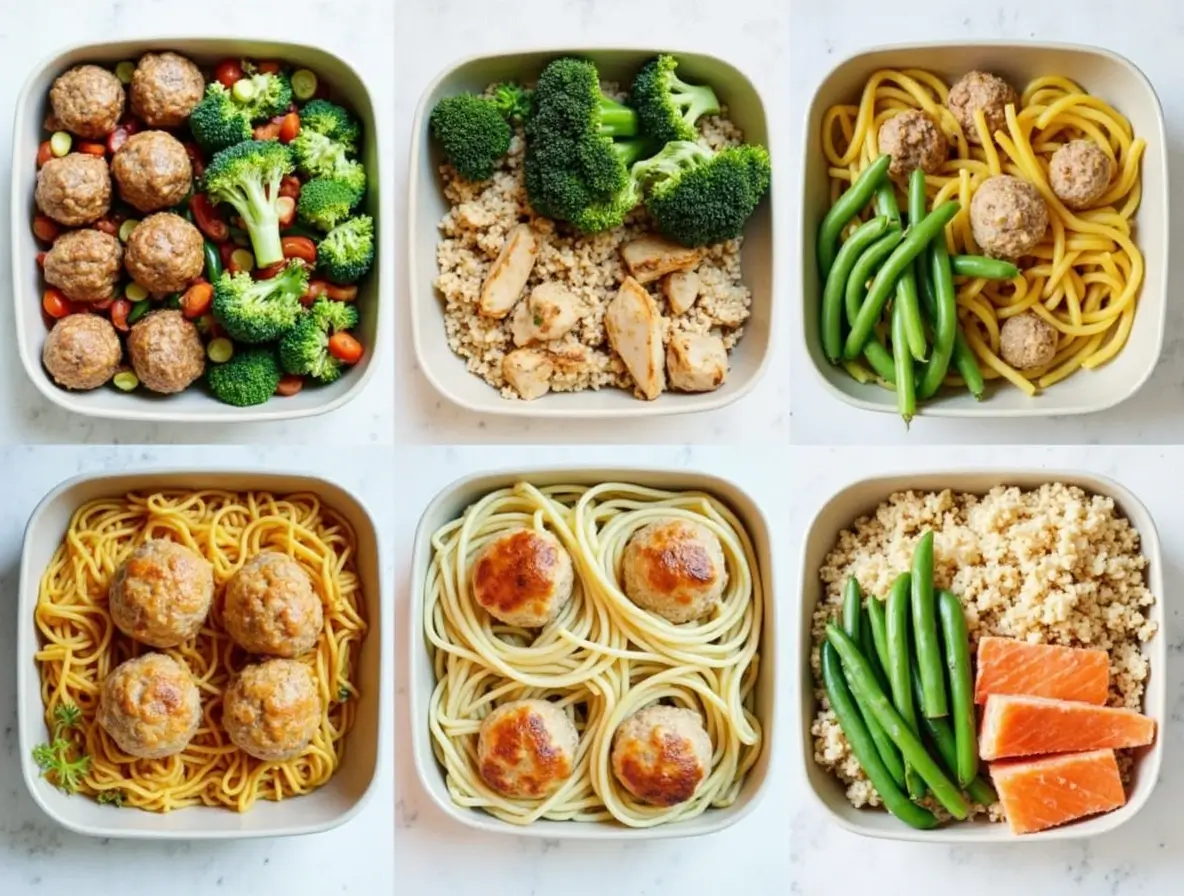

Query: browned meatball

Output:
[223, 659, 322, 762]
[43, 229, 123, 303]
[125, 213, 205, 294]
[35, 153, 112, 226]
[948, 71, 1019, 145]
[223, 552, 324, 658]
[42, 314, 122, 390]
[111, 130, 193, 213]
[98, 654, 202, 759]
[130, 52, 205, 127]
[127, 310, 206, 394]
[110, 539, 215, 647]
[1050, 139, 1113, 210]
[878, 109, 948, 178]
[49, 64, 125, 139]
[970, 175, 1049, 260]
[1000, 312, 1058, 370]
[611, 705, 712, 807]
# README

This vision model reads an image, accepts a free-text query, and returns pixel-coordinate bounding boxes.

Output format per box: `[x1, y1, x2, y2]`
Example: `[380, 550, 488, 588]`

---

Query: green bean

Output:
[891, 296, 916, 425]
[866, 595, 892, 677]
[203, 239, 223, 282]
[817, 153, 892, 278]
[908, 168, 933, 310]
[822, 216, 892, 364]
[863, 340, 896, 384]
[820, 643, 938, 830]
[843, 201, 960, 361]
[842, 577, 863, 642]
[952, 329, 986, 399]
[874, 181, 903, 225]
[826, 624, 970, 819]
[951, 255, 1020, 280]
[912, 670, 998, 807]
[911, 531, 947, 719]
[845, 228, 903, 325]
[842, 359, 873, 384]
[937, 590, 977, 787]
[885, 574, 925, 799]
[876, 183, 927, 362]
[917, 237, 957, 399]
[126, 299, 151, 325]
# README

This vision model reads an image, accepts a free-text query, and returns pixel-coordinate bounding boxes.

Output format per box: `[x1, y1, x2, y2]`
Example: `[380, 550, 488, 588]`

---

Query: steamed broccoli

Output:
[632, 141, 771, 247]
[189, 83, 252, 154]
[429, 94, 511, 182]
[238, 71, 293, 122]
[318, 215, 374, 285]
[297, 177, 356, 232]
[207, 347, 281, 406]
[490, 82, 532, 124]
[300, 99, 360, 150]
[212, 260, 308, 343]
[290, 131, 366, 203]
[631, 54, 721, 144]
[203, 140, 294, 266]
[279, 299, 360, 384]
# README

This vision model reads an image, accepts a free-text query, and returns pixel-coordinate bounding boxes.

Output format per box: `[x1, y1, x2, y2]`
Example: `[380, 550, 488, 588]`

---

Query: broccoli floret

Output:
[300, 99, 360, 150]
[189, 83, 252, 154]
[489, 83, 532, 124]
[207, 347, 282, 406]
[333, 158, 367, 204]
[318, 215, 374, 285]
[290, 131, 366, 204]
[203, 140, 294, 266]
[279, 299, 360, 384]
[633, 141, 771, 247]
[429, 94, 511, 182]
[212, 260, 308, 343]
[524, 57, 648, 230]
[238, 71, 293, 122]
[297, 177, 356, 232]
[631, 55, 721, 144]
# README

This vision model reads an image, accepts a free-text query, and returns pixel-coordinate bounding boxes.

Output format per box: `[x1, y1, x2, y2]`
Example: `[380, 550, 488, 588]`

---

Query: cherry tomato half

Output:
[36, 141, 53, 168]
[278, 112, 300, 144]
[42, 288, 72, 319]
[281, 236, 317, 265]
[279, 175, 302, 201]
[110, 298, 132, 332]
[190, 192, 230, 242]
[32, 215, 59, 243]
[215, 59, 245, 88]
[257, 60, 282, 75]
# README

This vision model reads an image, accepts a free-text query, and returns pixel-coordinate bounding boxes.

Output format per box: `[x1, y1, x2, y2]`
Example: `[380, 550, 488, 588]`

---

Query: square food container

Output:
[408, 49, 775, 417]
[797, 470, 1165, 841]
[408, 467, 777, 838]
[800, 41, 1168, 417]
[17, 470, 387, 839]
[12, 39, 385, 423]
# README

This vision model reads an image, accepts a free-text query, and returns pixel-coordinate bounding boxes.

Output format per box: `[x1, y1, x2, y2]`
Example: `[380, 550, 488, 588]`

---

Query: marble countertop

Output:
[0, 0, 394, 446]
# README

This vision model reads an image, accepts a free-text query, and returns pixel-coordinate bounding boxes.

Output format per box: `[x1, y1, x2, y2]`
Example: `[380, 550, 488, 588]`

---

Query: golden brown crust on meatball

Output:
[98, 653, 202, 759]
[36, 153, 112, 226]
[224, 552, 324, 658]
[124, 212, 205, 294]
[471, 528, 575, 628]
[621, 519, 728, 623]
[111, 130, 193, 213]
[130, 52, 205, 127]
[999, 311, 1058, 370]
[970, 175, 1049, 260]
[611, 705, 712, 807]
[126, 310, 206, 394]
[878, 109, 948, 178]
[223, 659, 322, 761]
[50, 65, 125, 139]
[1050, 139, 1113, 210]
[42, 314, 122, 391]
[109, 539, 214, 648]
[43, 229, 123, 303]
[477, 699, 578, 799]
[948, 71, 1019, 145]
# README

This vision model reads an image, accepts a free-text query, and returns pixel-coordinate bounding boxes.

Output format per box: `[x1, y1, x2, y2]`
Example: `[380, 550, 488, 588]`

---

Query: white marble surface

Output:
[393, 0, 790, 445]
[790, 0, 1184, 444]
[0, 0, 394, 445]
[0, 446, 394, 896]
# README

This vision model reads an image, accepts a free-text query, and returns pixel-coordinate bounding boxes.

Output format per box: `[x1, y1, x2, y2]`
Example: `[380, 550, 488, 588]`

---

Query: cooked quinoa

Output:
[433, 83, 753, 400]
[811, 484, 1158, 820]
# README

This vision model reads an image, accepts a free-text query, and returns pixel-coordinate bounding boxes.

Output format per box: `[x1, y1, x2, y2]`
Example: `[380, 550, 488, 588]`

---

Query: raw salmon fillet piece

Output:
[974, 636, 1110, 705]
[980, 694, 1156, 760]
[990, 749, 1126, 834]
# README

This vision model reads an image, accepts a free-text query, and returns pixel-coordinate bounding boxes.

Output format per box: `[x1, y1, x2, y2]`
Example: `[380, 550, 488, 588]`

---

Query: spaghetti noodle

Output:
[424, 482, 763, 828]
[35, 489, 367, 812]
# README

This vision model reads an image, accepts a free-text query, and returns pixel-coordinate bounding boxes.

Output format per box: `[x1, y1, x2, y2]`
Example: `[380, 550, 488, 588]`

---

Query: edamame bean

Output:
[817, 153, 892, 278]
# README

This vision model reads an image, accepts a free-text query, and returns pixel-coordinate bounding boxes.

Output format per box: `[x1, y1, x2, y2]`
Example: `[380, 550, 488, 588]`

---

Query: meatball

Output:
[35, 153, 112, 226]
[224, 552, 324, 658]
[129, 52, 205, 127]
[109, 539, 214, 648]
[1050, 139, 1112, 210]
[878, 109, 948, 178]
[126, 310, 206, 394]
[111, 130, 193, 213]
[948, 71, 1019, 145]
[49, 64, 125, 139]
[43, 229, 123, 303]
[611, 705, 712, 807]
[98, 653, 202, 759]
[124, 213, 204, 294]
[621, 519, 728, 624]
[477, 699, 579, 799]
[1000, 312, 1058, 370]
[223, 659, 322, 761]
[970, 175, 1049, 260]
[471, 528, 575, 628]
[42, 314, 121, 390]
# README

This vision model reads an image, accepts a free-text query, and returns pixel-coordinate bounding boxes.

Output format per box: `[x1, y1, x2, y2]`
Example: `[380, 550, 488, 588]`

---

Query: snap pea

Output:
[822, 216, 892, 364]
[912, 670, 998, 807]
[886, 574, 925, 799]
[843, 201, 960, 361]
[951, 255, 1020, 280]
[937, 590, 977, 787]
[203, 240, 223, 282]
[817, 153, 892, 278]
[875, 183, 927, 362]
[891, 295, 915, 425]
[826, 624, 970, 820]
[845, 228, 903, 325]
[863, 340, 896, 384]
[821, 642, 938, 830]
[911, 531, 947, 719]
[917, 237, 957, 400]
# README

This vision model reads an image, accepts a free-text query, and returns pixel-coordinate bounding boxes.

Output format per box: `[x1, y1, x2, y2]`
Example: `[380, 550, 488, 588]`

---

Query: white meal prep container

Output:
[797, 470, 1165, 842]
[408, 49, 775, 418]
[11, 39, 386, 423]
[800, 41, 1169, 417]
[17, 470, 387, 839]
[408, 467, 777, 838]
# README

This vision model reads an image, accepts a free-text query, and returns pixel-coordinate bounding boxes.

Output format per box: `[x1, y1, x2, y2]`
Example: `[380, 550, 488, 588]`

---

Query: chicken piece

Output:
[621, 235, 702, 285]
[666, 332, 728, 392]
[502, 348, 554, 400]
[479, 224, 539, 318]
[662, 270, 701, 315]
[511, 282, 582, 346]
[605, 277, 666, 400]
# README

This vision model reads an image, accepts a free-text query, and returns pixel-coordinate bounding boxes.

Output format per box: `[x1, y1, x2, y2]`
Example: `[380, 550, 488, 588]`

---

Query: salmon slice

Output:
[974, 636, 1110, 705]
[990, 749, 1126, 834]
[980, 694, 1156, 760]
